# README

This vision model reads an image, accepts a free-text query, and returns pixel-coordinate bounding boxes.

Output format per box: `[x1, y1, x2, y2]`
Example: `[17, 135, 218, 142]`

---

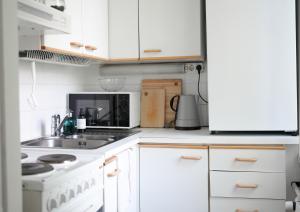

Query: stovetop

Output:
[21, 149, 102, 183]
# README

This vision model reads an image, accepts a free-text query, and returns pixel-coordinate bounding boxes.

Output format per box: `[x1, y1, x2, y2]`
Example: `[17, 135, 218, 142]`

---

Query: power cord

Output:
[196, 65, 208, 104]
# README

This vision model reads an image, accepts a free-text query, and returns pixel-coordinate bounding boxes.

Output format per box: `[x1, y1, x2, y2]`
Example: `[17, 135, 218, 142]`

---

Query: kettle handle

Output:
[170, 95, 180, 112]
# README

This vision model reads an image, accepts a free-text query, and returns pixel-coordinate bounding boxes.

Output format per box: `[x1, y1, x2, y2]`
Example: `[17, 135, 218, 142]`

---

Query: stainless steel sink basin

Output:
[21, 130, 139, 149]
[22, 137, 113, 149]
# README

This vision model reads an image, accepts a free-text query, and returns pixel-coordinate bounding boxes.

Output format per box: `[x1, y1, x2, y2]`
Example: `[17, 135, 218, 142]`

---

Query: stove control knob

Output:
[77, 184, 83, 195]
[83, 181, 90, 191]
[59, 193, 67, 205]
[47, 198, 58, 211]
[68, 188, 76, 200]
[90, 178, 96, 187]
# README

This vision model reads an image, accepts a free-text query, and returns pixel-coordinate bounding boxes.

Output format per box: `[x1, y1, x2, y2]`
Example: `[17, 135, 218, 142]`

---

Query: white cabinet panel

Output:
[108, 0, 139, 60]
[104, 159, 118, 212]
[210, 148, 285, 172]
[206, 0, 297, 131]
[140, 147, 208, 212]
[210, 171, 286, 199]
[211, 198, 285, 212]
[117, 147, 139, 212]
[43, 0, 83, 53]
[83, 0, 108, 58]
[139, 0, 203, 59]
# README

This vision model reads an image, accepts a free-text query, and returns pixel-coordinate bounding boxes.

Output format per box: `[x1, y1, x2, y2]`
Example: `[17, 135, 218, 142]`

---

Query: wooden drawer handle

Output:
[236, 209, 259, 212]
[144, 49, 162, 53]
[70, 42, 84, 48]
[181, 156, 202, 160]
[235, 158, 257, 163]
[85, 45, 97, 51]
[107, 169, 121, 177]
[236, 183, 258, 189]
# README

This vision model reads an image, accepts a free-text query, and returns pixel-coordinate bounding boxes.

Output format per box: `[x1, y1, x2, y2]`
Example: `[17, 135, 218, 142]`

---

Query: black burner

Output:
[37, 154, 77, 164]
[22, 163, 54, 176]
[21, 153, 28, 160]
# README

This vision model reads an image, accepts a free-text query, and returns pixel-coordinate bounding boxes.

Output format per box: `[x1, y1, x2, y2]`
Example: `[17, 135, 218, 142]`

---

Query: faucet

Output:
[51, 114, 70, 136]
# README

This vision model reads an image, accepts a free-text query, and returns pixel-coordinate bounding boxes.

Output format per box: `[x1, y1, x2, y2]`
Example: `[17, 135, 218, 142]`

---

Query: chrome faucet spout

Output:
[54, 114, 69, 136]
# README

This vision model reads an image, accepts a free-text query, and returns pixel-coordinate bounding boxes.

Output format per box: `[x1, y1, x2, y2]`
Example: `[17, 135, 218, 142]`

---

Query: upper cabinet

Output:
[42, 0, 108, 59]
[108, 0, 139, 61]
[107, 0, 205, 63]
[82, 0, 108, 58]
[139, 0, 204, 61]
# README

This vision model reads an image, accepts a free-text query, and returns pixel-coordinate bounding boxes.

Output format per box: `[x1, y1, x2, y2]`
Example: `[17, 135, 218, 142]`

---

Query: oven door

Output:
[69, 93, 130, 128]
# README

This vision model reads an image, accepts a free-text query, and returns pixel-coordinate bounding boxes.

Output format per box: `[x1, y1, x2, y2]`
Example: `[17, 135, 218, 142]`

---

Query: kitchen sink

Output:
[21, 130, 139, 149]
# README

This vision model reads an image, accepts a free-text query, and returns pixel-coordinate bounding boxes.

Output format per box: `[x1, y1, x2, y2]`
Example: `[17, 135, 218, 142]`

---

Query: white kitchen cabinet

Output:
[42, 0, 108, 59]
[210, 198, 285, 212]
[209, 145, 286, 212]
[104, 146, 139, 212]
[140, 144, 208, 212]
[83, 0, 108, 58]
[104, 157, 118, 212]
[43, 0, 83, 54]
[117, 146, 139, 212]
[108, 0, 139, 61]
[139, 0, 204, 61]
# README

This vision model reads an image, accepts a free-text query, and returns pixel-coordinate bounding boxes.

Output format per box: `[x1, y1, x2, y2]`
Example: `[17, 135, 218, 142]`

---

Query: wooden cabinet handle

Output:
[181, 156, 202, 160]
[70, 42, 84, 48]
[236, 209, 259, 212]
[236, 183, 258, 189]
[235, 158, 257, 163]
[144, 49, 162, 53]
[85, 45, 97, 51]
[107, 169, 121, 177]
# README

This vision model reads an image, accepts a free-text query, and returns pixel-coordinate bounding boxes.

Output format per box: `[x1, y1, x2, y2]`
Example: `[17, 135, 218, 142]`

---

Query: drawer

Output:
[209, 146, 285, 172]
[210, 197, 285, 212]
[210, 171, 286, 199]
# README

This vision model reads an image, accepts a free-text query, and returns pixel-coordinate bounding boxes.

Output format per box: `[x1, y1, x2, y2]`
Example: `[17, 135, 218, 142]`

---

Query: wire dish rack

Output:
[19, 50, 94, 67]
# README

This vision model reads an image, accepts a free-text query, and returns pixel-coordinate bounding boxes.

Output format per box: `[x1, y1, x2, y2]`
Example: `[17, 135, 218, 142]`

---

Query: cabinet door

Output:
[104, 159, 118, 212]
[108, 0, 139, 60]
[43, 0, 83, 53]
[82, 0, 108, 58]
[117, 146, 139, 212]
[140, 146, 208, 212]
[139, 0, 203, 60]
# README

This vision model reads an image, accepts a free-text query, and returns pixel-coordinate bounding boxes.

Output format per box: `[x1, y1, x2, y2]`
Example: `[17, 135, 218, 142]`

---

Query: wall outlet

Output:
[184, 63, 204, 73]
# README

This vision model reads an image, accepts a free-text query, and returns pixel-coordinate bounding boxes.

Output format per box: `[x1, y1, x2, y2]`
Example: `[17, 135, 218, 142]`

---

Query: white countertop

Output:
[138, 127, 299, 145]
[21, 128, 299, 160]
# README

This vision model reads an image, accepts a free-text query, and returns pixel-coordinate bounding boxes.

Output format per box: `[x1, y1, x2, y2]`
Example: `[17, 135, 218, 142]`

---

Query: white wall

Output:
[19, 61, 100, 141]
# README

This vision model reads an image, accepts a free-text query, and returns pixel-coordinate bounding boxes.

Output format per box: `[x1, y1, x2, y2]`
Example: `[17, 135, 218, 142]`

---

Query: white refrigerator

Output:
[206, 0, 298, 133]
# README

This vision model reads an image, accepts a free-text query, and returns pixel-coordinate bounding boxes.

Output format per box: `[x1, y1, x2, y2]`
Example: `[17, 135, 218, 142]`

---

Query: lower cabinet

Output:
[104, 156, 118, 212]
[209, 145, 286, 212]
[139, 144, 209, 212]
[210, 198, 285, 212]
[104, 145, 139, 212]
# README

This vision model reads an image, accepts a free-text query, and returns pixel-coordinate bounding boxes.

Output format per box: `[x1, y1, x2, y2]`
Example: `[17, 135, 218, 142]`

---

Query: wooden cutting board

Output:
[140, 88, 165, 128]
[142, 79, 182, 127]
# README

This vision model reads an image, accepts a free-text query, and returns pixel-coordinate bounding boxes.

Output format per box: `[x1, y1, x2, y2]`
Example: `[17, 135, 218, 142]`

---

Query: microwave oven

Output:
[68, 92, 140, 129]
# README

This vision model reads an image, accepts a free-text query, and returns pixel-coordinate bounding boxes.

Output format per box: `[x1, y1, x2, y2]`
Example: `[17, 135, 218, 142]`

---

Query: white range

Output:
[21, 148, 104, 212]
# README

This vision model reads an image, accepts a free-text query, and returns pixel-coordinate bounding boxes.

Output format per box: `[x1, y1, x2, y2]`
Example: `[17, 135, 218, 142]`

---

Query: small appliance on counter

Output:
[68, 92, 140, 129]
[170, 95, 201, 130]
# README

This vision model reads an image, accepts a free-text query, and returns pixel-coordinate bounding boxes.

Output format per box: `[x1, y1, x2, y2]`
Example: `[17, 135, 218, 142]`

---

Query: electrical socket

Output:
[184, 63, 204, 73]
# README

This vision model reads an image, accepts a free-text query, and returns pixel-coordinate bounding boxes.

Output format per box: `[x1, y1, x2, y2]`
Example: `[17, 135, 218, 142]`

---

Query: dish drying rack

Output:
[19, 50, 94, 67]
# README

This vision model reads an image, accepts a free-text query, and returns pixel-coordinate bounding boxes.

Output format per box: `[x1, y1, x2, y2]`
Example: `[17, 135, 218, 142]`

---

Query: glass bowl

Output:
[99, 77, 126, 92]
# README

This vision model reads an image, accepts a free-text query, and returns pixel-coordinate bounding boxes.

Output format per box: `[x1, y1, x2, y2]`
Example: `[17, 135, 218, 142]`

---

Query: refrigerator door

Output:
[206, 0, 298, 132]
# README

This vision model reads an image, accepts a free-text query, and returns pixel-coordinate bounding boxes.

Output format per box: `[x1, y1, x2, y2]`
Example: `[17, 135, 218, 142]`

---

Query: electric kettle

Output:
[170, 95, 201, 130]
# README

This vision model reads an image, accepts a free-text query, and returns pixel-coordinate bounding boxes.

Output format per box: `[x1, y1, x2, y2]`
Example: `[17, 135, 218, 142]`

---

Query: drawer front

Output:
[211, 197, 285, 212]
[210, 148, 285, 172]
[210, 171, 286, 199]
